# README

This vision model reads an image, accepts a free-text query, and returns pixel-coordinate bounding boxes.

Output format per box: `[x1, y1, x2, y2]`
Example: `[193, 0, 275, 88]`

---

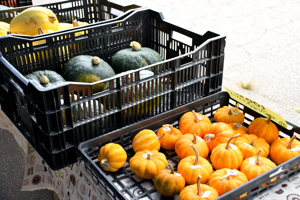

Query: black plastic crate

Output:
[0, 0, 139, 23]
[0, 8, 225, 170]
[78, 91, 300, 200]
[0, 0, 32, 7]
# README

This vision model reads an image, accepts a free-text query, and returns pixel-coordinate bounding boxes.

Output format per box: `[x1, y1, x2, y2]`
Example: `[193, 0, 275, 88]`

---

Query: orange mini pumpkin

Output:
[228, 123, 248, 136]
[132, 129, 162, 152]
[179, 175, 219, 200]
[234, 134, 270, 159]
[248, 114, 279, 145]
[178, 144, 213, 184]
[210, 134, 243, 170]
[270, 135, 300, 165]
[154, 164, 186, 196]
[156, 124, 183, 150]
[204, 122, 235, 152]
[208, 168, 248, 198]
[175, 134, 209, 159]
[129, 150, 168, 179]
[240, 148, 277, 187]
[179, 110, 211, 137]
[98, 143, 127, 172]
[214, 105, 244, 124]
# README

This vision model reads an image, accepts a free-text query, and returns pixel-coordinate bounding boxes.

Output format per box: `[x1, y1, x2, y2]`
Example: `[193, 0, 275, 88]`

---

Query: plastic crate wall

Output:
[0, 0, 139, 23]
[0, 9, 225, 170]
[78, 91, 300, 200]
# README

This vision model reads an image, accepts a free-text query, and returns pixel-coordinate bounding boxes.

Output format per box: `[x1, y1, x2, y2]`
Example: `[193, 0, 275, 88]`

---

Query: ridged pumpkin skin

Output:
[157, 124, 183, 150]
[63, 55, 116, 93]
[111, 41, 164, 73]
[234, 134, 270, 159]
[9, 7, 59, 36]
[25, 70, 66, 88]
[129, 150, 168, 179]
[175, 134, 209, 159]
[228, 123, 248, 135]
[179, 176, 219, 200]
[154, 165, 185, 196]
[132, 129, 161, 152]
[177, 145, 213, 184]
[210, 134, 243, 170]
[179, 110, 211, 137]
[0, 21, 9, 36]
[270, 135, 300, 165]
[214, 106, 244, 124]
[248, 115, 279, 145]
[209, 168, 248, 197]
[240, 149, 277, 186]
[204, 122, 235, 152]
[98, 143, 127, 172]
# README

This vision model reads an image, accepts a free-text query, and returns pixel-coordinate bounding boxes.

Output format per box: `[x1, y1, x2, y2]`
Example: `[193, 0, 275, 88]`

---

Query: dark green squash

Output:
[63, 55, 116, 93]
[111, 41, 164, 73]
[25, 70, 66, 88]
[104, 70, 163, 116]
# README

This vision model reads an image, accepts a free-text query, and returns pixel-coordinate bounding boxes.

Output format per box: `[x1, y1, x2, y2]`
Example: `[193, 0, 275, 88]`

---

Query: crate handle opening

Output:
[270, 165, 289, 178]
[172, 31, 192, 46]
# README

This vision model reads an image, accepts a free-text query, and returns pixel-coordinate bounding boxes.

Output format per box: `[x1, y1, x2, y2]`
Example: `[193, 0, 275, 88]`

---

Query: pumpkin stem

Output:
[147, 153, 151, 160]
[92, 56, 101, 65]
[197, 175, 203, 195]
[220, 173, 231, 181]
[163, 124, 173, 135]
[49, 15, 57, 23]
[192, 134, 198, 144]
[130, 41, 141, 51]
[72, 20, 80, 27]
[7, 30, 11, 35]
[228, 109, 233, 115]
[288, 135, 297, 149]
[256, 148, 262, 166]
[225, 133, 241, 150]
[192, 110, 200, 123]
[190, 144, 199, 166]
[250, 137, 255, 146]
[206, 134, 215, 141]
[157, 133, 165, 140]
[236, 103, 240, 108]
[168, 164, 175, 175]
[38, 27, 45, 35]
[40, 75, 49, 84]
[266, 114, 272, 124]
[233, 123, 242, 130]
[100, 158, 108, 164]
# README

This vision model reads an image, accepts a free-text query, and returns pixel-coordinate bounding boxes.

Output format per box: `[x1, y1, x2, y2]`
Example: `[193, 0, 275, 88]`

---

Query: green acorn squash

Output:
[63, 55, 116, 93]
[111, 41, 164, 73]
[25, 70, 66, 88]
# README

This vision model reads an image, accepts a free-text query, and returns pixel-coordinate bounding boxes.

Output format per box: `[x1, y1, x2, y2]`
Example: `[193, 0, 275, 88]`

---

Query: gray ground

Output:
[1, 0, 299, 199]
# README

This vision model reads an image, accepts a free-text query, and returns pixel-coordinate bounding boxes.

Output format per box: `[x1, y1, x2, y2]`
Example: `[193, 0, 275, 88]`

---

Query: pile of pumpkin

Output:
[98, 105, 300, 199]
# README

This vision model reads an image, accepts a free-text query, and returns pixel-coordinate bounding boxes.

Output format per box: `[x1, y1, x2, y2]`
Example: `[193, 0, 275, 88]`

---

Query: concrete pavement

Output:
[1, 0, 300, 199]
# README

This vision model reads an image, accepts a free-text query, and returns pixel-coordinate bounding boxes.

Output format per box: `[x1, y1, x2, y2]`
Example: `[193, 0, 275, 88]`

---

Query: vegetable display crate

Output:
[0, 8, 225, 170]
[78, 91, 300, 200]
[0, 0, 32, 8]
[0, 0, 139, 23]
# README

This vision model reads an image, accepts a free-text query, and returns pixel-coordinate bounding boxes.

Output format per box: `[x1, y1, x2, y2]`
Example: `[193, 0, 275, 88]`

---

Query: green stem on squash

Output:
[130, 41, 141, 51]
[225, 133, 241, 150]
[256, 148, 262, 166]
[92, 56, 101, 65]
[236, 103, 240, 108]
[197, 175, 203, 195]
[168, 164, 175, 174]
[163, 124, 173, 135]
[266, 114, 272, 124]
[288, 135, 297, 149]
[100, 158, 108, 164]
[192, 110, 200, 123]
[190, 144, 199, 166]
[40, 75, 49, 84]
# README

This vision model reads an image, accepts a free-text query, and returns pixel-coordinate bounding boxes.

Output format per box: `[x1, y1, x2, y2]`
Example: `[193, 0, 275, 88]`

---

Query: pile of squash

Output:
[98, 105, 300, 199]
